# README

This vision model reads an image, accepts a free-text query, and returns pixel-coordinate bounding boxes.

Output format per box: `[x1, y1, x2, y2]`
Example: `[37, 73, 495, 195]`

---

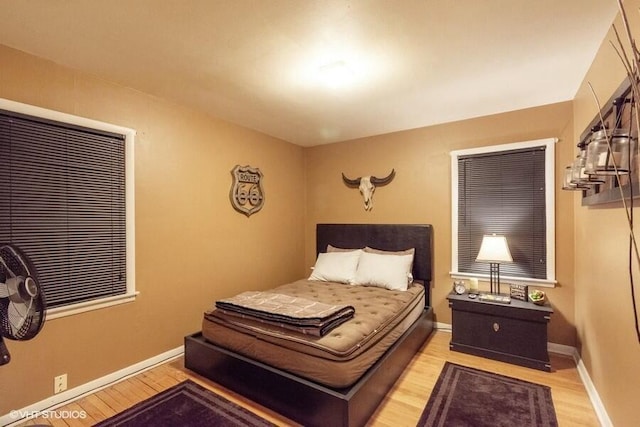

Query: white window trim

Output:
[0, 97, 137, 317]
[450, 137, 557, 287]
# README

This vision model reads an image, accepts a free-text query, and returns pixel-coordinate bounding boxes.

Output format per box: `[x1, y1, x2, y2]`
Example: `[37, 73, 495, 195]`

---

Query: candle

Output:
[469, 278, 479, 293]
[598, 151, 622, 167]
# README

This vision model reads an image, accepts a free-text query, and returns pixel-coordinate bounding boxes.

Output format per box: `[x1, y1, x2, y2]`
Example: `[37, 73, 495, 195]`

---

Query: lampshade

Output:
[476, 234, 513, 263]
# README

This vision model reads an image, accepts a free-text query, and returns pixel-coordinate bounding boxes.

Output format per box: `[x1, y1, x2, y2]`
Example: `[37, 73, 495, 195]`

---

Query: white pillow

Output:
[353, 251, 413, 291]
[308, 250, 362, 284]
[327, 244, 361, 252]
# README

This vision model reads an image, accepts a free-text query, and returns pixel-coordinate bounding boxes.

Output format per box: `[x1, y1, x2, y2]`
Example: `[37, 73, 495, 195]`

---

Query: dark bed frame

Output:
[184, 224, 434, 427]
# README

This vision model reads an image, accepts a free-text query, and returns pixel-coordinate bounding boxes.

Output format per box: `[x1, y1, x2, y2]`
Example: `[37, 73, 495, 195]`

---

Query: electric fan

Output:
[0, 244, 46, 366]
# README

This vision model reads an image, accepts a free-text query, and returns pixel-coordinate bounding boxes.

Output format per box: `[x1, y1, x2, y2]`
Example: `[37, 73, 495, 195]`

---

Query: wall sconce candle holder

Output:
[562, 165, 590, 191]
[570, 142, 606, 188]
[561, 77, 639, 206]
[584, 129, 635, 176]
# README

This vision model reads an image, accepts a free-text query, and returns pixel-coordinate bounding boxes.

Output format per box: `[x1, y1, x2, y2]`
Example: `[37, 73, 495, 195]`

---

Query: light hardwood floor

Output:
[19, 330, 600, 426]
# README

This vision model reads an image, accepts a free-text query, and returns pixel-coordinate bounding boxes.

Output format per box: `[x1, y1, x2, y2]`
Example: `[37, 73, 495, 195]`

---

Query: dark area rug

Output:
[417, 362, 558, 427]
[94, 380, 276, 427]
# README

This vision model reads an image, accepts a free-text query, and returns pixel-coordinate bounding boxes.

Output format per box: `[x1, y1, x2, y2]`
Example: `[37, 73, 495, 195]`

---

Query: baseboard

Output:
[547, 341, 575, 357]
[436, 322, 611, 426]
[435, 321, 452, 332]
[573, 355, 613, 427]
[0, 345, 184, 427]
[546, 342, 612, 426]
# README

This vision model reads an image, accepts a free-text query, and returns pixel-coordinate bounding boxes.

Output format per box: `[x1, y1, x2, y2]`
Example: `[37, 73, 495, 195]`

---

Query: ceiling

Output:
[0, 1, 620, 146]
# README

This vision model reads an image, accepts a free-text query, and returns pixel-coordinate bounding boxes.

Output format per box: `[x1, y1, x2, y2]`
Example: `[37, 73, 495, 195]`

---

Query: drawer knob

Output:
[493, 322, 500, 332]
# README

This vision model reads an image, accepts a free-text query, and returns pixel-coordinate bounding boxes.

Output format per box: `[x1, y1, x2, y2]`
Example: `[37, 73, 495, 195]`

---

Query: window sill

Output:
[46, 292, 140, 320]
[449, 272, 557, 288]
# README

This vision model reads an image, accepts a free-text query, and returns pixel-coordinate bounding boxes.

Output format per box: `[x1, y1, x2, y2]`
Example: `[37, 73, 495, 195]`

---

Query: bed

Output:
[184, 223, 434, 427]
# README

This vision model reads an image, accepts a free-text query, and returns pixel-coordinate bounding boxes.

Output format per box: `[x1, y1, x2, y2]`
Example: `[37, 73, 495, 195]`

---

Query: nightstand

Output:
[447, 292, 553, 371]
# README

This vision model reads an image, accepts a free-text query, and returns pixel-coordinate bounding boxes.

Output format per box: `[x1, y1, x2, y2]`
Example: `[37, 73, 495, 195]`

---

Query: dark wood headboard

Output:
[316, 224, 433, 306]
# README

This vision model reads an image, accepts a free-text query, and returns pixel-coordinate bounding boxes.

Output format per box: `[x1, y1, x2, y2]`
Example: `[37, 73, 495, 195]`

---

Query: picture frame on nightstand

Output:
[509, 284, 529, 302]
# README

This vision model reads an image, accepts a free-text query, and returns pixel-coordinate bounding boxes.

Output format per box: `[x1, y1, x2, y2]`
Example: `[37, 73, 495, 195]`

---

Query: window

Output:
[0, 98, 136, 318]
[450, 138, 556, 285]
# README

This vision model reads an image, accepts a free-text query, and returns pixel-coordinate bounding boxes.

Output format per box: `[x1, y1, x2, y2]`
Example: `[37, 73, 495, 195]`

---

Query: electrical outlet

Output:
[54, 374, 67, 394]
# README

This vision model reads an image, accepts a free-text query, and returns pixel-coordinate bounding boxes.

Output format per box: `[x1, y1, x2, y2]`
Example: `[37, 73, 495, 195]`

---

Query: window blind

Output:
[0, 109, 127, 308]
[458, 146, 547, 279]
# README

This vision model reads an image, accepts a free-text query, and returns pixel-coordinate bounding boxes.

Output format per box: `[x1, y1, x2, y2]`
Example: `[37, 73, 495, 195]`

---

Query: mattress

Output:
[202, 279, 425, 388]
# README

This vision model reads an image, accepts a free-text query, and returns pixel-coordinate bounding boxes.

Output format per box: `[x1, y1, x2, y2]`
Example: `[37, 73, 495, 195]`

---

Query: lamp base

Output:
[489, 262, 501, 294]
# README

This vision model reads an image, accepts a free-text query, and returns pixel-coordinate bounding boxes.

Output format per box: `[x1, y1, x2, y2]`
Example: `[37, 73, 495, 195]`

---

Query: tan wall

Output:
[5, 12, 634, 420]
[572, 1, 640, 425]
[0, 44, 306, 413]
[304, 102, 577, 345]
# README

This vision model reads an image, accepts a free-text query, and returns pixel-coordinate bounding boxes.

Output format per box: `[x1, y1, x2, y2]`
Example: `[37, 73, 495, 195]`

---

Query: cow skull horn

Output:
[341, 173, 362, 187]
[370, 169, 395, 186]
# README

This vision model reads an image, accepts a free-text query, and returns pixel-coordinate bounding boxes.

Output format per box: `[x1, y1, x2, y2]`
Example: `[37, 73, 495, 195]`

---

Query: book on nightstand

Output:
[478, 293, 511, 304]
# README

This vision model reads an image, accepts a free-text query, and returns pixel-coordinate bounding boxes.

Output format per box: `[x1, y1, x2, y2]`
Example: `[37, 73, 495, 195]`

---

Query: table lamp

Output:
[476, 234, 513, 294]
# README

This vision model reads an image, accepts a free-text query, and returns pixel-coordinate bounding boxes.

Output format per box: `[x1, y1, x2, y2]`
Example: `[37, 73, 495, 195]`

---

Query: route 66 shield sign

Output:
[230, 165, 264, 216]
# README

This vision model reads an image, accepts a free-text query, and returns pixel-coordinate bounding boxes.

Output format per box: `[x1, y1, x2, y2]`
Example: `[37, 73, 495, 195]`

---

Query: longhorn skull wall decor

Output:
[342, 169, 395, 211]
